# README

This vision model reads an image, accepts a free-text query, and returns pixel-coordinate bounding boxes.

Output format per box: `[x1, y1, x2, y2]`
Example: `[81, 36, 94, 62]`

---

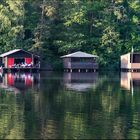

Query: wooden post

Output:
[131, 48, 133, 72]
[32, 54, 34, 67]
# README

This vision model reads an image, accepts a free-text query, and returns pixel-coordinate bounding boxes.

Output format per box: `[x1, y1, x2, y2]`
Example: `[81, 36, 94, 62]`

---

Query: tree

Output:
[0, 0, 25, 53]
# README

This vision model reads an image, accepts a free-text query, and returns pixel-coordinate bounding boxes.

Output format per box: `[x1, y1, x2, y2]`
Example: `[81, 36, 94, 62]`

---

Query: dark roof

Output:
[0, 49, 39, 57]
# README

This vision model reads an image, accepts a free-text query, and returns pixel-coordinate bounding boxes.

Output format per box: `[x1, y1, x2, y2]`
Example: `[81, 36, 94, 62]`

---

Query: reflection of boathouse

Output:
[61, 51, 98, 72]
[0, 73, 40, 93]
[63, 72, 98, 92]
[121, 72, 140, 90]
[0, 49, 40, 72]
[121, 52, 140, 71]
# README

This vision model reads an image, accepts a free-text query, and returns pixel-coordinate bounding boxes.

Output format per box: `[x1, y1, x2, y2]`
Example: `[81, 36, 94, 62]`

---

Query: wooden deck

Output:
[2, 67, 40, 73]
[121, 68, 140, 72]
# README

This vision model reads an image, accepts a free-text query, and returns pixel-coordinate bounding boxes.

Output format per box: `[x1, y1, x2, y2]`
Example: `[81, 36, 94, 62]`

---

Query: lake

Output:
[0, 71, 140, 139]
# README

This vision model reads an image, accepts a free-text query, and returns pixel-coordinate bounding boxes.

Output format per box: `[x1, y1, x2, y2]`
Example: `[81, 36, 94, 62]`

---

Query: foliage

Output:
[0, 0, 140, 69]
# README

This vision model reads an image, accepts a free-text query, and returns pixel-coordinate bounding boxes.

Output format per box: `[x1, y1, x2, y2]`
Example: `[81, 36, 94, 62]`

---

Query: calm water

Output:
[0, 72, 140, 139]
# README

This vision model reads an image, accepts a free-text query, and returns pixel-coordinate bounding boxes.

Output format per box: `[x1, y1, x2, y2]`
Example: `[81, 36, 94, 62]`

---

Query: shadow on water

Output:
[0, 71, 140, 139]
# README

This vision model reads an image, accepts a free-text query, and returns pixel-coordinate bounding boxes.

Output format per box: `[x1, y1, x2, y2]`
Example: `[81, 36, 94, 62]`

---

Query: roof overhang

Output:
[0, 49, 40, 58]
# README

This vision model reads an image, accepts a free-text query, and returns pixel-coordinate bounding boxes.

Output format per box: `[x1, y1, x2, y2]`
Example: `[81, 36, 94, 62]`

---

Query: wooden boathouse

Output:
[61, 51, 98, 72]
[0, 49, 40, 72]
[121, 52, 140, 72]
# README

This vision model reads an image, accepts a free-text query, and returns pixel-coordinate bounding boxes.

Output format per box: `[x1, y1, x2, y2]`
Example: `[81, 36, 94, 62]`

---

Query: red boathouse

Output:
[0, 49, 40, 72]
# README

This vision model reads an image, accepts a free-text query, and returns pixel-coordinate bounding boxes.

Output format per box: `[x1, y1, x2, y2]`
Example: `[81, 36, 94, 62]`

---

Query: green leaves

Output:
[63, 0, 86, 26]
[0, 0, 139, 69]
[0, 0, 25, 53]
[101, 26, 120, 47]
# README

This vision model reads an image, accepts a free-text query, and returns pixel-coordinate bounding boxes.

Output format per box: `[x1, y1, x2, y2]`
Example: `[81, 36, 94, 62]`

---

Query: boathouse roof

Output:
[61, 51, 98, 58]
[0, 49, 39, 57]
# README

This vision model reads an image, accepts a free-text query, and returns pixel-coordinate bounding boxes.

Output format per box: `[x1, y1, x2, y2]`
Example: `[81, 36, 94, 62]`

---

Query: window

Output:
[130, 54, 140, 63]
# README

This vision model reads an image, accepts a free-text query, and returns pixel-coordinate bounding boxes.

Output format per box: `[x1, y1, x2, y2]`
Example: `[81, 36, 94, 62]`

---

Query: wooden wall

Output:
[121, 53, 140, 69]
[63, 57, 98, 69]
[121, 54, 129, 69]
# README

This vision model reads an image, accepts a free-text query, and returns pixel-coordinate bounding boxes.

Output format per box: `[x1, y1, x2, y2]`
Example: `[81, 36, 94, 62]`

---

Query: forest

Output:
[0, 0, 140, 69]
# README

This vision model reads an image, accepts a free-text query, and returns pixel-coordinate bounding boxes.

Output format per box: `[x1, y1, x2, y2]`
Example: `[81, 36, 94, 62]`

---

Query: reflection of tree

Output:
[40, 120, 58, 139]
[28, 72, 120, 139]
[23, 72, 63, 139]
[37, 72, 140, 139]
[1, 72, 140, 139]
[0, 89, 24, 139]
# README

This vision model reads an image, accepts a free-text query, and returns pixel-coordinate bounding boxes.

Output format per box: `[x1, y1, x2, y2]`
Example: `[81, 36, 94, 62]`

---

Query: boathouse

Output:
[121, 52, 140, 71]
[0, 49, 40, 72]
[61, 51, 98, 72]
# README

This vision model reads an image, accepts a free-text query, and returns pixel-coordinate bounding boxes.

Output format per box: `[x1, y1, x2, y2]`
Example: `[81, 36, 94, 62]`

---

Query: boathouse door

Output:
[7, 58, 14, 68]
[25, 58, 32, 64]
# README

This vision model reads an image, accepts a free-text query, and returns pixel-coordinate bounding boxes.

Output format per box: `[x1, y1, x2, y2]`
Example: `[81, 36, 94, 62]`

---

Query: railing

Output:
[67, 62, 98, 69]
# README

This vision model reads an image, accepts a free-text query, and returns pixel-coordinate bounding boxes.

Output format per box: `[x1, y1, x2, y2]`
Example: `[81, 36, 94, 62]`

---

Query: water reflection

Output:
[121, 72, 140, 91]
[0, 73, 40, 93]
[1, 72, 140, 139]
[63, 72, 98, 92]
